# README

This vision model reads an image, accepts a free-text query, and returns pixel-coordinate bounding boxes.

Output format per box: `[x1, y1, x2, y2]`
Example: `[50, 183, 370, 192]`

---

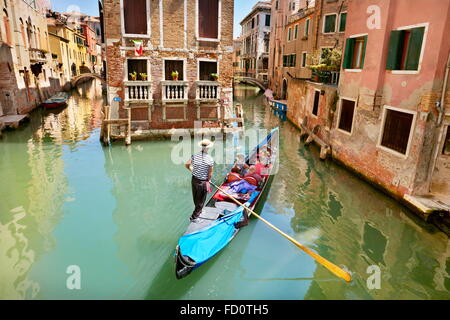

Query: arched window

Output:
[2, 9, 11, 45]
[19, 18, 27, 47]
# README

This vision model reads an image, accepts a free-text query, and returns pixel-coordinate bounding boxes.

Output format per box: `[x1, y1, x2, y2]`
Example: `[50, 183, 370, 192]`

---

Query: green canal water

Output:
[0, 82, 449, 300]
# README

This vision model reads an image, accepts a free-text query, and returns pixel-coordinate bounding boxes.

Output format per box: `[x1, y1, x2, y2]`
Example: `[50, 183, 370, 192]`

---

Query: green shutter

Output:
[343, 38, 354, 69]
[360, 35, 368, 69]
[339, 13, 347, 32]
[386, 30, 404, 70]
[405, 27, 425, 70]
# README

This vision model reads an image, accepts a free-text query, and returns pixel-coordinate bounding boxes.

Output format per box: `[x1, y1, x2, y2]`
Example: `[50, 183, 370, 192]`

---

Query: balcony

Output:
[124, 81, 153, 104]
[311, 70, 340, 86]
[161, 81, 189, 104]
[195, 81, 220, 104]
[29, 48, 47, 63]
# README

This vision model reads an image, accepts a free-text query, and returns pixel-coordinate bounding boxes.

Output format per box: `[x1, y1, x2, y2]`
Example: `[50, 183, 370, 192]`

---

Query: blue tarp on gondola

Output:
[178, 192, 260, 266]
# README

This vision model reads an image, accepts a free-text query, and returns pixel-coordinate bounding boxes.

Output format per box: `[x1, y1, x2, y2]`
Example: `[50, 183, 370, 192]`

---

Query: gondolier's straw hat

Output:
[199, 139, 214, 148]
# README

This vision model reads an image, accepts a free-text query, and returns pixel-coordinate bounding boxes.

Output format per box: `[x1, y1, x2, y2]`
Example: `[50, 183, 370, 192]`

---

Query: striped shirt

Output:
[191, 151, 214, 181]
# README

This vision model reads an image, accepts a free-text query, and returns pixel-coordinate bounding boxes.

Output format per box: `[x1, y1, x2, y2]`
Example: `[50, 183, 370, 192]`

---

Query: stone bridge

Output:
[234, 76, 267, 91]
[70, 73, 106, 88]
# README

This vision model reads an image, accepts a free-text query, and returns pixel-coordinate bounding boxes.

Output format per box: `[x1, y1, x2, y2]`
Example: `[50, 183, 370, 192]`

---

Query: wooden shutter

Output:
[338, 100, 355, 132]
[343, 38, 354, 69]
[165, 60, 184, 80]
[360, 35, 368, 69]
[339, 13, 347, 32]
[386, 30, 404, 70]
[199, 0, 219, 39]
[381, 109, 414, 154]
[405, 27, 425, 70]
[123, 0, 147, 35]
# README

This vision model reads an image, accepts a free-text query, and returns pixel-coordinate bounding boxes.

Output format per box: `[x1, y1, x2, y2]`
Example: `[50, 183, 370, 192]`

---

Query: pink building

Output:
[81, 24, 97, 70]
[331, 0, 450, 224]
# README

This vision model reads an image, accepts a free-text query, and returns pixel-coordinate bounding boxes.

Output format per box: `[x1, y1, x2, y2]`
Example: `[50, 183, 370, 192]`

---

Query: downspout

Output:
[427, 53, 450, 193]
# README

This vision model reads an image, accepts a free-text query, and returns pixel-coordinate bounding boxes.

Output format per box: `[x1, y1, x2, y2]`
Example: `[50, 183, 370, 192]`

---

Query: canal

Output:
[0, 82, 449, 300]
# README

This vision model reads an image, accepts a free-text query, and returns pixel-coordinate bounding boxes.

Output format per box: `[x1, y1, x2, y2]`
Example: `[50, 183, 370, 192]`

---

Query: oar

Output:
[210, 181, 352, 283]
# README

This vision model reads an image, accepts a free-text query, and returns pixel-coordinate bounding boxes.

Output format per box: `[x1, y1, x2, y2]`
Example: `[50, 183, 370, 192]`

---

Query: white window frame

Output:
[343, 33, 368, 72]
[338, 11, 347, 33]
[124, 57, 151, 82]
[311, 88, 321, 118]
[162, 57, 187, 81]
[391, 22, 429, 75]
[197, 58, 219, 81]
[323, 13, 337, 34]
[301, 51, 307, 68]
[120, 0, 151, 38]
[336, 97, 357, 136]
[377, 105, 417, 159]
[196, 0, 222, 42]
[287, 27, 292, 41]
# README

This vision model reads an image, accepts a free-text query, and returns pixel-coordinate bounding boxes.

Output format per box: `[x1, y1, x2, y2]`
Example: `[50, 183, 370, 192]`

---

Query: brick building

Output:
[102, 0, 234, 134]
[240, 1, 271, 83]
[0, 0, 59, 117]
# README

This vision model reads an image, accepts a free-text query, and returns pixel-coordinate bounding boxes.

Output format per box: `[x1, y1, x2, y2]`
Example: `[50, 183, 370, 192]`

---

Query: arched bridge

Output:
[70, 73, 106, 87]
[234, 76, 267, 91]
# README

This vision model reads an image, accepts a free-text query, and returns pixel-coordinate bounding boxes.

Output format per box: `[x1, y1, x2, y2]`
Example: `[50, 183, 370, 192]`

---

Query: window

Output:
[199, 61, 217, 80]
[265, 14, 271, 27]
[283, 54, 296, 67]
[343, 36, 368, 69]
[123, 0, 147, 35]
[127, 59, 148, 80]
[312, 90, 320, 116]
[339, 12, 347, 32]
[338, 99, 356, 133]
[292, 1, 296, 11]
[294, 24, 298, 39]
[198, 0, 219, 40]
[380, 108, 415, 155]
[164, 59, 184, 80]
[323, 14, 337, 34]
[301, 52, 307, 68]
[305, 18, 310, 36]
[252, 18, 255, 29]
[443, 126, 450, 155]
[288, 27, 292, 41]
[386, 26, 425, 71]
[257, 15, 259, 26]
[2, 9, 11, 45]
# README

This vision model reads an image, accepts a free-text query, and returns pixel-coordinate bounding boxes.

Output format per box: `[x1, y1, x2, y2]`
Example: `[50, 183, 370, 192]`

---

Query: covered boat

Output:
[175, 127, 279, 279]
[42, 92, 69, 109]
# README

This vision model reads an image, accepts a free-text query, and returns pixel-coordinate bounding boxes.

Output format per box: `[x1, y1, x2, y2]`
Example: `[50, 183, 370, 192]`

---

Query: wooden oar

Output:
[210, 181, 352, 283]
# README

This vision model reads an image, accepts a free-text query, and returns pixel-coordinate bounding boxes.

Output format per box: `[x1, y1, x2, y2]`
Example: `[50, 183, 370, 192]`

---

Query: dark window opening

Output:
[339, 12, 347, 32]
[338, 99, 356, 133]
[381, 109, 414, 155]
[123, 0, 147, 35]
[312, 90, 320, 116]
[443, 126, 450, 155]
[199, 61, 217, 80]
[265, 14, 271, 27]
[165, 59, 184, 80]
[127, 59, 148, 80]
[324, 14, 336, 33]
[198, 0, 219, 39]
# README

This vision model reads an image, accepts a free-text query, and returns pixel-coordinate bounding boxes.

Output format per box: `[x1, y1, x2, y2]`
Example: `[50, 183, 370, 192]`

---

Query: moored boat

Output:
[42, 92, 69, 109]
[175, 127, 279, 279]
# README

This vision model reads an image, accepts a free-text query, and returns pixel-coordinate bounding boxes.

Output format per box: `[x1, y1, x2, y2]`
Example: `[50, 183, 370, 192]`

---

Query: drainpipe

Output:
[427, 53, 450, 193]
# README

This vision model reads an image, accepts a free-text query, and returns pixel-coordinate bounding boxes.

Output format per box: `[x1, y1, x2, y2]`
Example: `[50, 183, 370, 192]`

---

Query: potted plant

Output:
[140, 73, 148, 81]
[129, 71, 137, 81]
[210, 73, 219, 81]
[171, 71, 179, 81]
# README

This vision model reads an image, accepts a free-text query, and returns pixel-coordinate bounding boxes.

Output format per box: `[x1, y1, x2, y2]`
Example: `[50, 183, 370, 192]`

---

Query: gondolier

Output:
[185, 139, 214, 222]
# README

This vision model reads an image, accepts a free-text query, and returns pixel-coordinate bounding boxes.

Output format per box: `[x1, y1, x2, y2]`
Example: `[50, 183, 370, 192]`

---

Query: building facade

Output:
[240, 1, 271, 83]
[0, 0, 59, 117]
[103, 0, 234, 134]
[269, 0, 450, 224]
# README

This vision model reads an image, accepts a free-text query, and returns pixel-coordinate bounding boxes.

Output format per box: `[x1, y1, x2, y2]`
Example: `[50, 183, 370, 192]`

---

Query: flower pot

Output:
[172, 76, 178, 81]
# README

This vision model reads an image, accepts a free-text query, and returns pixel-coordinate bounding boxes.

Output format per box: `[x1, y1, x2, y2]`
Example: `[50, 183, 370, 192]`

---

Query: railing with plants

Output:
[307, 48, 342, 85]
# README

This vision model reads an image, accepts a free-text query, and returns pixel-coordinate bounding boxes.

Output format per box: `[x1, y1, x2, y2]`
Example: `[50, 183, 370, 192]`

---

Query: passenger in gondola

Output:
[243, 165, 262, 186]
[232, 153, 249, 176]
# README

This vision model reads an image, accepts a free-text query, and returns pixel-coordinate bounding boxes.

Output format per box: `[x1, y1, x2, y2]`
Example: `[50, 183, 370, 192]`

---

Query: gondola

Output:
[42, 92, 69, 109]
[175, 127, 279, 279]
